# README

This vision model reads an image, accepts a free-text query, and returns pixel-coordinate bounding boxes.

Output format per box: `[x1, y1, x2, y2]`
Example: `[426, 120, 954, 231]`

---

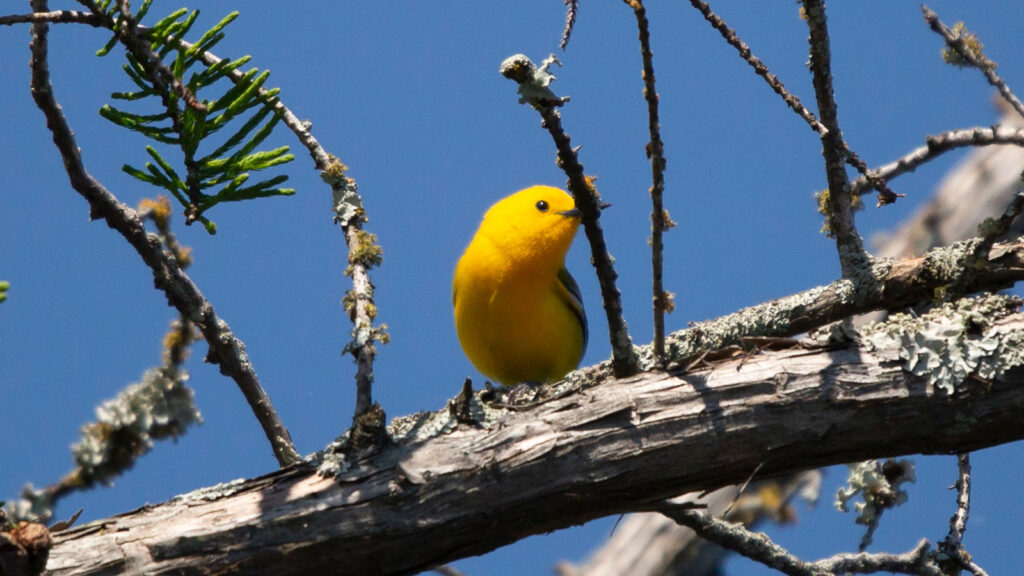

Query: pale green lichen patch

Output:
[499, 54, 569, 109]
[860, 294, 1023, 394]
[835, 459, 915, 533]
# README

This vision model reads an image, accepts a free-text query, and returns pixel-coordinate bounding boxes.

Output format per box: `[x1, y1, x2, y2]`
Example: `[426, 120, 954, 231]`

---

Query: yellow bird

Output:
[453, 185, 588, 386]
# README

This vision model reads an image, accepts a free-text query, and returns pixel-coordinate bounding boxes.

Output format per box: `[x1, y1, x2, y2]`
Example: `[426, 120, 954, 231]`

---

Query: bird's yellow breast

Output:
[454, 249, 584, 385]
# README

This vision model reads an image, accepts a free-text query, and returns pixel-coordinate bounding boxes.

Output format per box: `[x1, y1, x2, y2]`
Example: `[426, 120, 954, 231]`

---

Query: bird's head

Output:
[479, 186, 581, 265]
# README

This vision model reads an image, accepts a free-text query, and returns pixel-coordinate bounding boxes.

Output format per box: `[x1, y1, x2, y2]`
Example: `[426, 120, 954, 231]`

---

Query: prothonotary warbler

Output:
[453, 185, 588, 386]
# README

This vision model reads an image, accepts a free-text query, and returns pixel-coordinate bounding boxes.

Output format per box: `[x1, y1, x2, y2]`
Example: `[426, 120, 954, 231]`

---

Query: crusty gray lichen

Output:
[178, 478, 247, 502]
[860, 293, 1024, 394]
[72, 367, 201, 485]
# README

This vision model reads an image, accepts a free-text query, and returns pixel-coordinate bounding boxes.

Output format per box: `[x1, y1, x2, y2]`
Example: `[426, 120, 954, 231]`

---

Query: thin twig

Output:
[664, 505, 943, 576]
[78, 0, 204, 112]
[500, 54, 639, 378]
[937, 453, 991, 576]
[689, 0, 824, 133]
[687, 0, 899, 205]
[922, 5, 1024, 120]
[0, 10, 101, 26]
[849, 125, 1024, 196]
[624, 0, 670, 365]
[801, 0, 870, 276]
[29, 0, 300, 468]
[559, 0, 579, 51]
[944, 454, 972, 551]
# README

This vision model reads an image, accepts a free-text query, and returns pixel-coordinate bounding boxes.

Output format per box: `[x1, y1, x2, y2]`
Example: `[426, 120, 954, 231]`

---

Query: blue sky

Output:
[1, 2, 1023, 574]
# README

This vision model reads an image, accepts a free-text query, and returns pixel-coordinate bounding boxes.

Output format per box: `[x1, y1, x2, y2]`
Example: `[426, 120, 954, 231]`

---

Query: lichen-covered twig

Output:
[663, 505, 943, 576]
[29, 0, 300, 467]
[661, 236, 1024, 371]
[801, 0, 870, 275]
[168, 30, 387, 428]
[922, 5, 1024, 120]
[500, 54, 639, 377]
[624, 0, 671, 365]
[8, 204, 202, 523]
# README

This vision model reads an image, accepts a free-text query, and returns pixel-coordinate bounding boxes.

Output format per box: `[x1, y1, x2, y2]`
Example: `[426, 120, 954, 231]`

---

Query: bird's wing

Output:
[557, 266, 588, 357]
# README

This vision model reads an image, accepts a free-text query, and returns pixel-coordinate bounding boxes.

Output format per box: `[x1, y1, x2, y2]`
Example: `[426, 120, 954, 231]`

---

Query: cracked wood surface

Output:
[43, 312, 1024, 576]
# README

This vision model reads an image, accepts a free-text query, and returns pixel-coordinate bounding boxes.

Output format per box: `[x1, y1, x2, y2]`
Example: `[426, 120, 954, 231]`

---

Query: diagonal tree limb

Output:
[168, 26, 386, 429]
[42, 294, 1024, 576]
[28, 0, 300, 468]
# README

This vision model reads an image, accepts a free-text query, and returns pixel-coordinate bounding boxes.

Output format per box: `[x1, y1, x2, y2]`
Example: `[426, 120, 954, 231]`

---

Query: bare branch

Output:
[802, 0, 869, 275]
[937, 454, 990, 576]
[922, 5, 1024, 120]
[0, 10, 100, 26]
[687, 0, 899, 205]
[850, 125, 1024, 197]
[559, 0, 579, 51]
[623, 0, 671, 364]
[28, 0, 300, 468]
[500, 54, 639, 377]
[688, 0, 824, 134]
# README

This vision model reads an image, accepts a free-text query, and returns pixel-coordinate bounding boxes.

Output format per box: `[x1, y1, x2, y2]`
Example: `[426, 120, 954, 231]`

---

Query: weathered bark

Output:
[43, 302, 1024, 576]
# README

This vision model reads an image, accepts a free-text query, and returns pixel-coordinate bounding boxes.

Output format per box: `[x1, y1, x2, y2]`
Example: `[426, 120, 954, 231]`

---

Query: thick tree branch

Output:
[43, 296, 1024, 576]
[28, 1, 300, 468]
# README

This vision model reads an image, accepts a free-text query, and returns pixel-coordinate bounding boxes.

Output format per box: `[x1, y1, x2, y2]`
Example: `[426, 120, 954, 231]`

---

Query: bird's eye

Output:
[535, 200, 549, 213]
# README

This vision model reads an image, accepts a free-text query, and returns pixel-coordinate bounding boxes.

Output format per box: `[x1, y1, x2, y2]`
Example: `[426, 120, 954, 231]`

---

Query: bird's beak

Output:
[557, 203, 610, 218]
